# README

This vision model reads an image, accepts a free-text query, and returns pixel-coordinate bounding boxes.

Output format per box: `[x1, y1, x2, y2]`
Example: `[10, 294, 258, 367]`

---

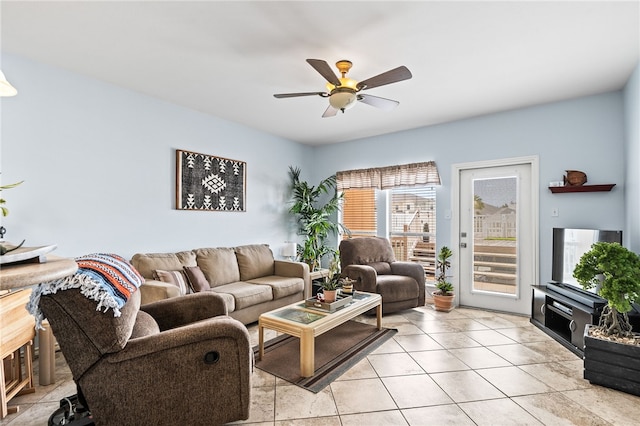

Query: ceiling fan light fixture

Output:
[329, 88, 357, 111]
[274, 58, 412, 117]
[326, 77, 358, 92]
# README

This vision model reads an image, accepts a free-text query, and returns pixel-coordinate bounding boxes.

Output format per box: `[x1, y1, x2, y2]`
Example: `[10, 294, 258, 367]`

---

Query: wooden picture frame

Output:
[176, 149, 246, 212]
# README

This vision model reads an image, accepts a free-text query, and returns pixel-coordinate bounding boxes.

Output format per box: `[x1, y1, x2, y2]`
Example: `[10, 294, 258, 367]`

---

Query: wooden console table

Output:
[0, 255, 77, 418]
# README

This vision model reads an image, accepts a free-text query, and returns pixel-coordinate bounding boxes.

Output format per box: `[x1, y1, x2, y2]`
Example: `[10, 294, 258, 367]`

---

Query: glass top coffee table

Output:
[258, 291, 382, 378]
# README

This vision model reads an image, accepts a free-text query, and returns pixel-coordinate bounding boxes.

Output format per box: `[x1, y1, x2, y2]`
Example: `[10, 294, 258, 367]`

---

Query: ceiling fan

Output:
[273, 59, 412, 117]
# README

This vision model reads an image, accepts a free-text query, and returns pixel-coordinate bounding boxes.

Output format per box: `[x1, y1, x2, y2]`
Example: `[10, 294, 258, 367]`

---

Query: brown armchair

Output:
[339, 237, 425, 314]
[39, 289, 252, 426]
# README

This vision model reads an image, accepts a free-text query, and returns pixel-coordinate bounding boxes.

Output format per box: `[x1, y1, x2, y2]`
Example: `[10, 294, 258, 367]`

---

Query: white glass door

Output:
[456, 160, 537, 315]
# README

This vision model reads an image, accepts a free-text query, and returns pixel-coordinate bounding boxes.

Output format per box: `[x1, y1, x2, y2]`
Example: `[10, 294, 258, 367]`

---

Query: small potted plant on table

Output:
[317, 250, 353, 303]
[320, 275, 340, 303]
[433, 246, 455, 312]
[573, 241, 640, 396]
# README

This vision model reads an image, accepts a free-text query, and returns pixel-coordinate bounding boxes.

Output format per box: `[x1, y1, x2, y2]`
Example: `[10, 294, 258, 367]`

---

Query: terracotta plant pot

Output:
[323, 290, 337, 303]
[432, 292, 455, 312]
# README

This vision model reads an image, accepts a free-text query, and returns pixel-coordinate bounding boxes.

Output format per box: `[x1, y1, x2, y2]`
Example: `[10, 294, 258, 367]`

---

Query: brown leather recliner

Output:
[39, 290, 252, 426]
[339, 237, 426, 314]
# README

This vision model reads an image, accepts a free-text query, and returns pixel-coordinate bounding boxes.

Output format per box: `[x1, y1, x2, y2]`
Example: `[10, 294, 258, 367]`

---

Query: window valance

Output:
[336, 161, 441, 190]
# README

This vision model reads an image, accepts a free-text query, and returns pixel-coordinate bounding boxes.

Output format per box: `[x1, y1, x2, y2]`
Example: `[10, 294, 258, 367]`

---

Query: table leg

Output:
[22, 342, 34, 393]
[300, 329, 315, 377]
[376, 303, 382, 330]
[1, 356, 7, 419]
[39, 321, 56, 386]
[258, 323, 264, 361]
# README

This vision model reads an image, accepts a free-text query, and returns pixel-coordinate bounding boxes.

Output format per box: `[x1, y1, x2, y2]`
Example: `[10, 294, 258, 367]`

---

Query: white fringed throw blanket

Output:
[27, 253, 144, 329]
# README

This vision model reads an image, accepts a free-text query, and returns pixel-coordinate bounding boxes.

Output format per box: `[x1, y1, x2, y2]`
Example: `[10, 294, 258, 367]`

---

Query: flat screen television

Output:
[551, 227, 623, 294]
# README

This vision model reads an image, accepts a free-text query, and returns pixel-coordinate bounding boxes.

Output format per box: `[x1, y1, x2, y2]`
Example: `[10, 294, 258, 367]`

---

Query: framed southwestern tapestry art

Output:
[176, 149, 246, 212]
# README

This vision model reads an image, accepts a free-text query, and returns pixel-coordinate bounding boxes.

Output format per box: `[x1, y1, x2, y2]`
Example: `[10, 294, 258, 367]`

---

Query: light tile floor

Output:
[3, 304, 640, 425]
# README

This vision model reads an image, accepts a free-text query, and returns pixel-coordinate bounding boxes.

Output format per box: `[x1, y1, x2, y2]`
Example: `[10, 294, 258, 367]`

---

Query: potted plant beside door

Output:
[432, 246, 455, 312]
[573, 241, 640, 396]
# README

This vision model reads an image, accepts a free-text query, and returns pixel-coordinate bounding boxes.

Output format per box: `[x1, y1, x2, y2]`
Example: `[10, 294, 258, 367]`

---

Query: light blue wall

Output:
[624, 62, 640, 253]
[0, 53, 633, 286]
[0, 54, 313, 259]
[313, 92, 627, 284]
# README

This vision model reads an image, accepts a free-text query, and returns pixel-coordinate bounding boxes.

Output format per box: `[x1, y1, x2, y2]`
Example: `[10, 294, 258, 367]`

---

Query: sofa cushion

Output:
[194, 247, 240, 287]
[154, 269, 191, 295]
[234, 244, 275, 281]
[183, 266, 211, 292]
[246, 276, 304, 299]
[131, 251, 197, 279]
[376, 275, 419, 302]
[212, 282, 273, 310]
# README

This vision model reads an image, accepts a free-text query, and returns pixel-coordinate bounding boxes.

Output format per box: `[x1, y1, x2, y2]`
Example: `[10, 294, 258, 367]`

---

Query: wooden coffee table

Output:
[258, 291, 382, 378]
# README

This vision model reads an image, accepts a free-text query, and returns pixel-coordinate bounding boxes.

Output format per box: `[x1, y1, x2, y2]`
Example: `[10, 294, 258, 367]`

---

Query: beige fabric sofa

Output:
[131, 244, 310, 325]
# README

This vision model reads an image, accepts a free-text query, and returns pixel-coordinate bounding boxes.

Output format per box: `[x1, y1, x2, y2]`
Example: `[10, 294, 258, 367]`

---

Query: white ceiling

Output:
[2, 1, 639, 146]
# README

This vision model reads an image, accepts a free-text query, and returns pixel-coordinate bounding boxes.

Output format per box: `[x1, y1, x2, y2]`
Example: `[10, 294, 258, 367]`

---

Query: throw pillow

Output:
[153, 269, 191, 296]
[193, 247, 240, 286]
[183, 266, 211, 292]
[235, 244, 275, 281]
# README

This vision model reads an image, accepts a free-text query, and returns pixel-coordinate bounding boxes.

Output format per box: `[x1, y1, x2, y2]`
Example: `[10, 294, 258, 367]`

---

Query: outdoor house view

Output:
[473, 176, 518, 295]
[341, 187, 438, 279]
[341, 179, 518, 297]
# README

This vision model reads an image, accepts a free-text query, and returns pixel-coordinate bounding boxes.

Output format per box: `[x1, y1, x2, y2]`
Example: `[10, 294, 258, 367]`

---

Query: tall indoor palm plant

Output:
[288, 166, 347, 271]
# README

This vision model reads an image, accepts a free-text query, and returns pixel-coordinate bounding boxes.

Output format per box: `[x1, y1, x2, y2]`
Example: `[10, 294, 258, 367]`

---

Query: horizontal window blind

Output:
[341, 188, 376, 238]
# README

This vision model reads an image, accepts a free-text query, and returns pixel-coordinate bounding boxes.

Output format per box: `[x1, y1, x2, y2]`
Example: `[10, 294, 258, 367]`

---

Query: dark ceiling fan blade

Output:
[322, 105, 339, 118]
[357, 94, 399, 111]
[273, 92, 326, 98]
[306, 59, 341, 86]
[356, 66, 412, 90]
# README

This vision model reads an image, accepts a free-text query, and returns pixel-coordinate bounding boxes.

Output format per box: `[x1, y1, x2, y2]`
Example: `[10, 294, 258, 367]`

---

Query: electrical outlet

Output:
[551, 207, 559, 217]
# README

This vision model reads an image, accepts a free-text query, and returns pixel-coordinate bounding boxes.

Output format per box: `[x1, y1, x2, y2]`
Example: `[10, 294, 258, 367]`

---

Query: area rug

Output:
[253, 320, 397, 393]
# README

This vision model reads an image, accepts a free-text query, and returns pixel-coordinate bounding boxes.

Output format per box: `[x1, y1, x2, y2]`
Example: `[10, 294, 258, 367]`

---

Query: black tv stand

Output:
[545, 282, 607, 308]
[531, 283, 605, 356]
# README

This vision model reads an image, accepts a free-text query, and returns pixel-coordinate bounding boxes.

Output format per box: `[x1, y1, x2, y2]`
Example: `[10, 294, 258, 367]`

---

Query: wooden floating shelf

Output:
[549, 184, 616, 193]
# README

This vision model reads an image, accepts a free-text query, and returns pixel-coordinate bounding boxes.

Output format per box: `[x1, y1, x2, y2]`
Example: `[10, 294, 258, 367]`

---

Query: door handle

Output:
[460, 243, 467, 248]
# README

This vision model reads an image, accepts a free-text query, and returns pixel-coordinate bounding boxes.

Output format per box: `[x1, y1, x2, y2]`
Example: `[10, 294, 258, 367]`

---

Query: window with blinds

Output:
[340, 186, 437, 277]
[389, 187, 436, 275]
[341, 188, 377, 238]
[390, 187, 436, 238]
[337, 162, 439, 278]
